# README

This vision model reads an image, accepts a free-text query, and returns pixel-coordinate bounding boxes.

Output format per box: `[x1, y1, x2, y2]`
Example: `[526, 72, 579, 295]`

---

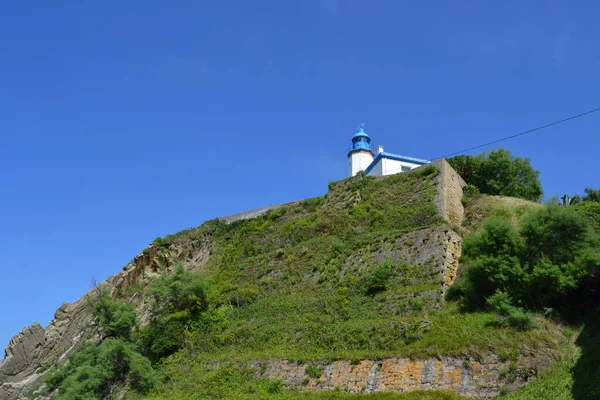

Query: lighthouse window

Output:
[401, 166, 411, 172]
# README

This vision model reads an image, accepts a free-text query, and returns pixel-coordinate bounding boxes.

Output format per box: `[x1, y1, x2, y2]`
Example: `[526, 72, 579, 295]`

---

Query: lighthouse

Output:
[347, 123, 374, 177]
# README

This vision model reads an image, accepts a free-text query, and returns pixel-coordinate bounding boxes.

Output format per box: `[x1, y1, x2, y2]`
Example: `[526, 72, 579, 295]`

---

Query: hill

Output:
[1, 160, 591, 400]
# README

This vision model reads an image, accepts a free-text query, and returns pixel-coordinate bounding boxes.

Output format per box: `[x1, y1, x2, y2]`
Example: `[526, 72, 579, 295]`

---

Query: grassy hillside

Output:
[147, 169, 562, 358]
[44, 167, 596, 400]
[124, 169, 568, 399]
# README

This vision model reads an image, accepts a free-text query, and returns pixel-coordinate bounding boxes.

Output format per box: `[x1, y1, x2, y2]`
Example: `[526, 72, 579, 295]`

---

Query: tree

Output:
[448, 148, 543, 202]
[583, 188, 600, 202]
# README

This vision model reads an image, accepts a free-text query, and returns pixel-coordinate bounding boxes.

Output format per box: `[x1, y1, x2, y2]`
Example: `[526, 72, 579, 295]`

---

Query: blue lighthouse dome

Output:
[350, 123, 372, 151]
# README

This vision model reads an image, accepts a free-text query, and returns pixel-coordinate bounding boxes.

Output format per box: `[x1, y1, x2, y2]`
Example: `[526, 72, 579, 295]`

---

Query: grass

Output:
[461, 195, 541, 233]
[500, 308, 600, 400]
[174, 300, 566, 364]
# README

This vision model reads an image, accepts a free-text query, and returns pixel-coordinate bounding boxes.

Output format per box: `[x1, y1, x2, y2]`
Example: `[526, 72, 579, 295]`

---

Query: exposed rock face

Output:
[251, 354, 552, 398]
[0, 287, 97, 399]
[1, 324, 45, 383]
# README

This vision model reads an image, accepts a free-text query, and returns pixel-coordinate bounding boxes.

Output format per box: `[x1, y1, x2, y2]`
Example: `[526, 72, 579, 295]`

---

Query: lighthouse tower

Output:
[347, 123, 374, 177]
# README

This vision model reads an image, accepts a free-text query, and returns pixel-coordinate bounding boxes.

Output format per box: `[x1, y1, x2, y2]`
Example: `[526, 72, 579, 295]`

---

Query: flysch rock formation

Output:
[1, 159, 472, 400]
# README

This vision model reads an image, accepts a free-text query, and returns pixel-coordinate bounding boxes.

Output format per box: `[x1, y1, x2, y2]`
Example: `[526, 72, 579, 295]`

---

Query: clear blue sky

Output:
[1, 1, 599, 349]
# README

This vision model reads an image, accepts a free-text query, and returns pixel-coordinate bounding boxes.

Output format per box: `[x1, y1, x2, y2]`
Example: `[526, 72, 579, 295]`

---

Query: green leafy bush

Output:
[365, 259, 395, 295]
[46, 294, 154, 399]
[89, 287, 137, 339]
[450, 205, 600, 316]
[135, 263, 210, 360]
[487, 291, 537, 330]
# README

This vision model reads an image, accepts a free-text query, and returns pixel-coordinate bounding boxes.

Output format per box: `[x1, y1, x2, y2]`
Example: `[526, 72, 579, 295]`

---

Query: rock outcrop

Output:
[0, 297, 94, 400]
[0, 236, 212, 400]
[251, 354, 552, 398]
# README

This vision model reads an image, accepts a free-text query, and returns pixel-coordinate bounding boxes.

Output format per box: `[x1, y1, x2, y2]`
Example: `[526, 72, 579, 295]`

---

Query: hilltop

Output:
[2, 160, 597, 400]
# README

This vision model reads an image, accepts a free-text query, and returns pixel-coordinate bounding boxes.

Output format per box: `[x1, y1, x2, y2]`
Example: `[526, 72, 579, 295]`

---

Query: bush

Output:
[47, 287, 155, 398]
[462, 184, 480, 205]
[301, 196, 325, 210]
[305, 364, 323, 379]
[574, 201, 600, 234]
[487, 291, 537, 330]
[448, 148, 543, 202]
[135, 263, 210, 360]
[267, 206, 287, 220]
[45, 339, 155, 400]
[365, 258, 395, 295]
[89, 287, 137, 340]
[451, 205, 600, 316]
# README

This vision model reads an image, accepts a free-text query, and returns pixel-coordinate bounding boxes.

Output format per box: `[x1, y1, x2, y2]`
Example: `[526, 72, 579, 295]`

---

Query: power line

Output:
[430, 107, 600, 160]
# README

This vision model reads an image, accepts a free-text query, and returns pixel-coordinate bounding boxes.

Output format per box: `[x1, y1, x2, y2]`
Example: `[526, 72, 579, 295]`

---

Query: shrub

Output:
[135, 263, 209, 360]
[89, 287, 137, 340]
[301, 196, 325, 210]
[574, 201, 600, 234]
[305, 364, 323, 379]
[45, 339, 155, 400]
[462, 183, 480, 205]
[267, 206, 287, 220]
[365, 258, 395, 295]
[451, 205, 600, 316]
[487, 291, 537, 330]
[153, 237, 167, 248]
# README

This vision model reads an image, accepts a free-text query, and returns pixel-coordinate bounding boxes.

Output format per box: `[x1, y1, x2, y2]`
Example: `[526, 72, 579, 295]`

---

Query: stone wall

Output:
[219, 202, 294, 224]
[220, 160, 466, 228]
[431, 159, 466, 226]
[250, 354, 552, 398]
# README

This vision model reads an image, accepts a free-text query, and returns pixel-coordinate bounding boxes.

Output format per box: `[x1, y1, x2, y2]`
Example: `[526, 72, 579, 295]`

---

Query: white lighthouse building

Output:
[347, 124, 430, 177]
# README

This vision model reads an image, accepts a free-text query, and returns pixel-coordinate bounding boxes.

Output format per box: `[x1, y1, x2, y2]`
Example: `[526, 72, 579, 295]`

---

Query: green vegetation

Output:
[573, 200, 600, 234]
[90, 286, 137, 339]
[582, 187, 600, 203]
[448, 148, 543, 202]
[503, 310, 600, 400]
[45, 289, 155, 399]
[305, 364, 323, 379]
[449, 205, 600, 321]
[134, 263, 209, 361]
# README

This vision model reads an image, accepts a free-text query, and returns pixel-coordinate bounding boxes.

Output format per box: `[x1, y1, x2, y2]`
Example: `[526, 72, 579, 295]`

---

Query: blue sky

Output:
[1, 0, 599, 349]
